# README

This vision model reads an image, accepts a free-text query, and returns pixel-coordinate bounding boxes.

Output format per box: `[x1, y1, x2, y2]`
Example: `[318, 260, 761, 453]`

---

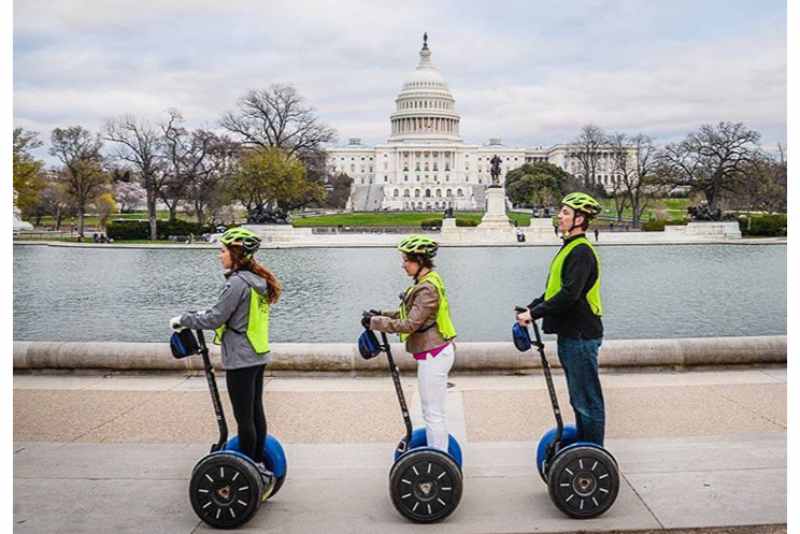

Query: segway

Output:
[358, 327, 463, 523]
[170, 328, 287, 529]
[512, 311, 619, 519]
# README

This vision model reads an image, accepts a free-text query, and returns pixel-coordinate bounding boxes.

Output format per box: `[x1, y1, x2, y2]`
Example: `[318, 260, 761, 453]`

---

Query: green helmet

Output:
[398, 234, 438, 258]
[219, 227, 261, 257]
[561, 192, 602, 217]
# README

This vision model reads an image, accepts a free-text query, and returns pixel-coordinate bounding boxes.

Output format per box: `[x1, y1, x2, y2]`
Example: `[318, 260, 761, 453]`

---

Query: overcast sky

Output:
[14, 0, 787, 160]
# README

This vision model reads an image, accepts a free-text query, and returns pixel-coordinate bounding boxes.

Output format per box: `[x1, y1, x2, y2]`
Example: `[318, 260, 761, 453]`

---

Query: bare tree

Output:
[726, 148, 786, 213]
[190, 134, 238, 225]
[105, 115, 167, 240]
[610, 133, 662, 226]
[31, 169, 73, 229]
[49, 126, 108, 237]
[220, 84, 336, 159]
[573, 124, 606, 188]
[160, 110, 193, 222]
[657, 121, 760, 213]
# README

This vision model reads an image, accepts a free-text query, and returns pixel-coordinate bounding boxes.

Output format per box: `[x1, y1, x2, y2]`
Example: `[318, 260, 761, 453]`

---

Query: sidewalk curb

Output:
[12, 336, 786, 372]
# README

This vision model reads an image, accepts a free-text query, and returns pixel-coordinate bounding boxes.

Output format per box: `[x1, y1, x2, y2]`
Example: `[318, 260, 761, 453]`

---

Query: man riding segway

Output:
[516, 192, 606, 446]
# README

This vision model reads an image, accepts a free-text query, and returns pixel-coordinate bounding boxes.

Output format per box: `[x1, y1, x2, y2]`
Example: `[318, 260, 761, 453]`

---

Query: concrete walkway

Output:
[13, 367, 787, 533]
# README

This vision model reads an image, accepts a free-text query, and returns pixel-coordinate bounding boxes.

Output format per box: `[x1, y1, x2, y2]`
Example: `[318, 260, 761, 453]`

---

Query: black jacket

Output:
[528, 234, 603, 339]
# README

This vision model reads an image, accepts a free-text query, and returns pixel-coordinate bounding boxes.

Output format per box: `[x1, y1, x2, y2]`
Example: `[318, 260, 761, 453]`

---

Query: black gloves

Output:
[362, 310, 378, 329]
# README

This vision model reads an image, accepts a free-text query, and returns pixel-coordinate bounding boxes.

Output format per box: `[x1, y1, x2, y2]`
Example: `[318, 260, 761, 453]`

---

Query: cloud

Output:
[13, 0, 786, 162]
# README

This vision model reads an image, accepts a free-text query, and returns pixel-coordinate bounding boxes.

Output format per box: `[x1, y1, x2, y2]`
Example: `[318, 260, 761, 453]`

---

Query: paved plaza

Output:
[13, 367, 787, 533]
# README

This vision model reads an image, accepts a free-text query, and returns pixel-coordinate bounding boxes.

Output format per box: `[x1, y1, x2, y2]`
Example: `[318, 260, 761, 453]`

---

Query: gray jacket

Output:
[180, 270, 271, 370]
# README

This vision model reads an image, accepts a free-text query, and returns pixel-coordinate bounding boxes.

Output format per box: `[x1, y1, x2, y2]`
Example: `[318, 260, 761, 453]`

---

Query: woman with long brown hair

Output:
[171, 228, 280, 475]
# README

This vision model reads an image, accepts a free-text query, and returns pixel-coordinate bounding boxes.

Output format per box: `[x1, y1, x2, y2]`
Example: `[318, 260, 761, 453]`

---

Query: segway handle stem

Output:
[196, 329, 229, 452]
[379, 331, 414, 447]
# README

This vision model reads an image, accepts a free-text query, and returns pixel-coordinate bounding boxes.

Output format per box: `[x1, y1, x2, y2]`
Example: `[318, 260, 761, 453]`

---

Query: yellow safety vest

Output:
[398, 271, 457, 342]
[213, 286, 271, 354]
[544, 236, 603, 316]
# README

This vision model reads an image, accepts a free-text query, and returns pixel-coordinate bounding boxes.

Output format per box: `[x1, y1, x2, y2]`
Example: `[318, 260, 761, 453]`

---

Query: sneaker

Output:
[255, 462, 275, 502]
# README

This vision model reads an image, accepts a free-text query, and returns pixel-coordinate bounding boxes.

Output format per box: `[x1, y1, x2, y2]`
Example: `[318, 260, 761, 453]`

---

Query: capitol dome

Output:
[388, 34, 462, 143]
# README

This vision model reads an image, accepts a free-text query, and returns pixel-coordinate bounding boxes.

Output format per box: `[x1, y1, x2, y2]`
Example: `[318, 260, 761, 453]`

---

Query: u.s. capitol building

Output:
[326, 35, 629, 212]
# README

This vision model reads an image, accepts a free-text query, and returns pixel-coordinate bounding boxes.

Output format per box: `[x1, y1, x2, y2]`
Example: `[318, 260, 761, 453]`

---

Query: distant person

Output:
[171, 228, 281, 479]
[516, 192, 606, 446]
[594, 228, 599, 242]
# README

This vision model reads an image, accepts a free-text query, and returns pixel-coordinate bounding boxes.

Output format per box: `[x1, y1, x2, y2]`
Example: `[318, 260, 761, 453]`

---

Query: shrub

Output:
[641, 220, 666, 232]
[455, 218, 479, 227]
[740, 214, 787, 237]
[107, 219, 215, 240]
[419, 218, 442, 230]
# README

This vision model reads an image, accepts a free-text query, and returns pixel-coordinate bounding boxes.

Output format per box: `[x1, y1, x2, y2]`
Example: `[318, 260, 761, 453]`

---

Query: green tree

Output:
[13, 128, 47, 217]
[325, 173, 353, 209]
[228, 147, 324, 217]
[505, 162, 575, 207]
[49, 126, 109, 237]
[94, 192, 119, 230]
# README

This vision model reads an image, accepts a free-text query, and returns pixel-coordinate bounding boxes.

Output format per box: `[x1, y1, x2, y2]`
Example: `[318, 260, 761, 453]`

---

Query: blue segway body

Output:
[536, 425, 577, 479]
[394, 427, 463, 468]
[225, 435, 287, 479]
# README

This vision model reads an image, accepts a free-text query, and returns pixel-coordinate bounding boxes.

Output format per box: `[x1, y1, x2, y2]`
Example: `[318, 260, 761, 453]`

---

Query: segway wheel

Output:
[536, 425, 578, 483]
[189, 452, 264, 529]
[390, 449, 463, 523]
[547, 445, 619, 519]
[225, 435, 288, 498]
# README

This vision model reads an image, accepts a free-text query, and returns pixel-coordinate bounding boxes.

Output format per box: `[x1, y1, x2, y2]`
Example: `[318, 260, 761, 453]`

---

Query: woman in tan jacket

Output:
[366, 235, 457, 452]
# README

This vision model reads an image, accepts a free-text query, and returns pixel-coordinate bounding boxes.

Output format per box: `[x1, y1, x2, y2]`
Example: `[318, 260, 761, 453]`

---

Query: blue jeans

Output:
[557, 337, 605, 446]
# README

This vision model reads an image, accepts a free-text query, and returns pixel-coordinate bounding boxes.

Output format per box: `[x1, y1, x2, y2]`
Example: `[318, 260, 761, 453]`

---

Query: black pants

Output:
[226, 364, 267, 464]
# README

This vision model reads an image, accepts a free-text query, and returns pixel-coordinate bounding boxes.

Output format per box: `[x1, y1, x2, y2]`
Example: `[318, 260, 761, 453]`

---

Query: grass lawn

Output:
[597, 197, 691, 222]
[292, 211, 531, 227]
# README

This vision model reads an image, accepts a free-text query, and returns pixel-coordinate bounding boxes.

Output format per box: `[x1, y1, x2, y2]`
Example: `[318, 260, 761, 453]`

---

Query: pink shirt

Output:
[413, 342, 450, 361]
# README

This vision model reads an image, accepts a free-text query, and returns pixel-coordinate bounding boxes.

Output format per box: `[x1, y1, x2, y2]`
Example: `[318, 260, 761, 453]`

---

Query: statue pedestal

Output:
[242, 224, 313, 243]
[685, 221, 742, 239]
[478, 187, 511, 229]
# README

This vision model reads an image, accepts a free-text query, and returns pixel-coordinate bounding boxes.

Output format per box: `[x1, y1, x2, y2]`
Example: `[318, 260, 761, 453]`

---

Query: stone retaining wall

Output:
[12, 336, 786, 373]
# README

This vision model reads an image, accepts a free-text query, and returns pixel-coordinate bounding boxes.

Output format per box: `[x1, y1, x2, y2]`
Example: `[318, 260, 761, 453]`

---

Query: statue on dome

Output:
[489, 154, 502, 187]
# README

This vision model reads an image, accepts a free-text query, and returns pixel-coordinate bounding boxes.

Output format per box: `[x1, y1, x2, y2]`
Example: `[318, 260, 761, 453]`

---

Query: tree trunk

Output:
[194, 200, 205, 225]
[78, 203, 85, 238]
[147, 193, 158, 240]
[55, 207, 62, 231]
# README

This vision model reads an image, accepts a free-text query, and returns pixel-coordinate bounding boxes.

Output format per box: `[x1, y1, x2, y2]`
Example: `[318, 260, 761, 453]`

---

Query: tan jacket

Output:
[370, 281, 447, 354]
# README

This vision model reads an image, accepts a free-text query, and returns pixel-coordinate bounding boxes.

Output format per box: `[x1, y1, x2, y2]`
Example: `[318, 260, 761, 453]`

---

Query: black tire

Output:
[189, 453, 264, 529]
[547, 446, 619, 519]
[390, 449, 463, 523]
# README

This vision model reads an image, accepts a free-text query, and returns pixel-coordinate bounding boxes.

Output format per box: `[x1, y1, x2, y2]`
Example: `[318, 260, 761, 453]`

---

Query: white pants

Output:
[416, 344, 455, 452]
